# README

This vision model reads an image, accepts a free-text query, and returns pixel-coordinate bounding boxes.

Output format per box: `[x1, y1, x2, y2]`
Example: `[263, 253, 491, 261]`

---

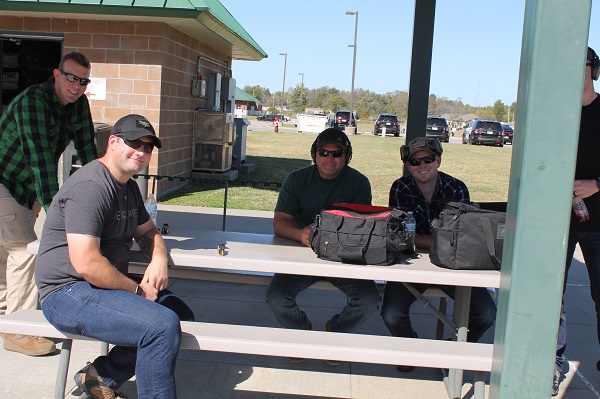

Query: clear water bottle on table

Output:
[405, 211, 416, 254]
[145, 193, 158, 226]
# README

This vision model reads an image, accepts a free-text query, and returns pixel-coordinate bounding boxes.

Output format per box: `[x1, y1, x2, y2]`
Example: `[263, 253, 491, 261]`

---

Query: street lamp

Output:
[298, 72, 304, 88]
[279, 53, 287, 115]
[346, 11, 358, 115]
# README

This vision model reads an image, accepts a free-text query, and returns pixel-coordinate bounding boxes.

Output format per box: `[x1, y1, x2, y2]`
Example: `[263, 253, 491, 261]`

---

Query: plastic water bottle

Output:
[145, 193, 158, 226]
[405, 211, 416, 253]
[573, 196, 590, 222]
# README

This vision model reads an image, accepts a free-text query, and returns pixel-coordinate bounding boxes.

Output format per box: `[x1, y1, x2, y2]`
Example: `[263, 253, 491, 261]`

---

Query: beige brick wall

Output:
[0, 16, 232, 197]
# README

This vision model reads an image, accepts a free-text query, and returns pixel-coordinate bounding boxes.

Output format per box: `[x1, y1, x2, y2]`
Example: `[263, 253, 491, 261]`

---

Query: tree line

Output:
[244, 84, 517, 123]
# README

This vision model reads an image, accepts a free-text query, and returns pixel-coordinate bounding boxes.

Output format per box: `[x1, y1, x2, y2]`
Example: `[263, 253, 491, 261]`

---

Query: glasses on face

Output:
[408, 154, 437, 166]
[116, 135, 154, 154]
[317, 148, 344, 158]
[59, 69, 91, 86]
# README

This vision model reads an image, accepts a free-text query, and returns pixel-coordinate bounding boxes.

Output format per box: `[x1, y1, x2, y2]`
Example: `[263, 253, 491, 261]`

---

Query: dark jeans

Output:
[556, 230, 600, 371]
[42, 280, 194, 398]
[265, 273, 380, 333]
[381, 282, 497, 342]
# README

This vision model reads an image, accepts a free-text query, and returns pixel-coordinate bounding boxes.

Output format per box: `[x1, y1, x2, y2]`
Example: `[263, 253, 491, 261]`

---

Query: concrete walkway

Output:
[0, 205, 598, 398]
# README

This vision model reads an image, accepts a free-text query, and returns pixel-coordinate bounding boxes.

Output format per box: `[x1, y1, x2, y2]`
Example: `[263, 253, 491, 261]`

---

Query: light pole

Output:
[298, 72, 304, 88]
[346, 11, 358, 115]
[279, 53, 287, 115]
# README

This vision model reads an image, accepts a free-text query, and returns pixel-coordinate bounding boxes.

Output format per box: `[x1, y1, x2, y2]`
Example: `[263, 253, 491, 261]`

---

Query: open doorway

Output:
[1, 32, 63, 114]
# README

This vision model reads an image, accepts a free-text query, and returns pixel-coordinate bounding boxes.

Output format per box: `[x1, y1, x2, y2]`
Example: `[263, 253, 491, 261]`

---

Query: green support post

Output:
[404, 0, 435, 176]
[490, 1, 591, 397]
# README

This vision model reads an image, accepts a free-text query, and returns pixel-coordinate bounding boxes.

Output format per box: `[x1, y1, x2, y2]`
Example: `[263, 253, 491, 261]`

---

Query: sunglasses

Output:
[116, 135, 154, 154]
[317, 149, 344, 158]
[408, 154, 437, 166]
[59, 69, 91, 86]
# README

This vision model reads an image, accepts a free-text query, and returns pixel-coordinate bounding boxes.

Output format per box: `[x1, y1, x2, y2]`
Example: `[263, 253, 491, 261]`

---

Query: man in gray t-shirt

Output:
[34, 114, 190, 399]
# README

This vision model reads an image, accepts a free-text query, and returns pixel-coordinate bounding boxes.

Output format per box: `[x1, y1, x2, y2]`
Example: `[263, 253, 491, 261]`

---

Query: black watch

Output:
[134, 285, 143, 296]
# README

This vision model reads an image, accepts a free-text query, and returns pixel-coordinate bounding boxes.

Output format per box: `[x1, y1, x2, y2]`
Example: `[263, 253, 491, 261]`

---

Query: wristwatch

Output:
[596, 177, 600, 192]
[134, 285, 143, 296]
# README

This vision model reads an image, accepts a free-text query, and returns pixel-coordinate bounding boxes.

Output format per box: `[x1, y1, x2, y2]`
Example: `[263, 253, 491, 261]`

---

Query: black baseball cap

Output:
[315, 128, 349, 151]
[111, 114, 162, 148]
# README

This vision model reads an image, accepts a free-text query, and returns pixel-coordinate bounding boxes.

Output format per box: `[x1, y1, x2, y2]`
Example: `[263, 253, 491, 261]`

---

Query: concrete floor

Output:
[0, 205, 598, 398]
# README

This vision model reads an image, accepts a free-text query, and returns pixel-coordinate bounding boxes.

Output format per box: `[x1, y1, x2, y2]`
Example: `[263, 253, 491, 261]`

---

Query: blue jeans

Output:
[42, 281, 190, 398]
[556, 230, 600, 370]
[381, 282, 497, 342]
[265, 274, 380, 332]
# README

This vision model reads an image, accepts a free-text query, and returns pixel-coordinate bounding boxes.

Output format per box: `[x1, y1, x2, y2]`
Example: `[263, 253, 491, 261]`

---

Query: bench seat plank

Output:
[180, 321, 493, 371]
[0, 310, 492, 372]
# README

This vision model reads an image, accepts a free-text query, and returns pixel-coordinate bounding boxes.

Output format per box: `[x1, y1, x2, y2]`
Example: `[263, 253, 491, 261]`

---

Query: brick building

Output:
[0, 0, 266, 197]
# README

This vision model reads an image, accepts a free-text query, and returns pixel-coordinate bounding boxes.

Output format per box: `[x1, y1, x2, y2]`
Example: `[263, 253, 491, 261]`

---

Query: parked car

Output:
[333, 110, 357, 131]
[462, 119, 504, 146]
[502, 124, 514, 144]
[373, 114, 400, 136]
[258, 114, 289, 122]
[426, 116, 450, 142]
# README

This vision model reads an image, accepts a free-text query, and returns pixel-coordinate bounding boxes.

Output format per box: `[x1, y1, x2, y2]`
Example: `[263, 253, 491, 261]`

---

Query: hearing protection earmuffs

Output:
[400, 137, 443, 163]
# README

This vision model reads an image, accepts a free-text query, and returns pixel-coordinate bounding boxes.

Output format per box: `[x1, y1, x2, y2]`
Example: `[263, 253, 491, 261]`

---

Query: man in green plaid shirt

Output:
[0, 52, 97, 356]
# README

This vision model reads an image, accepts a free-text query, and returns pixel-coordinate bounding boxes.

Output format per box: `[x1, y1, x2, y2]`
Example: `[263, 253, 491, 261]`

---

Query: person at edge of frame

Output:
[0, 52, 97, 357]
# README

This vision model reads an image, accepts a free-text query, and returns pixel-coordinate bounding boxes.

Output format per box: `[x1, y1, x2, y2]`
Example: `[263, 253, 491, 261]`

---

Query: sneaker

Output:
[324, 321, 342, 366]
[3, 334, 56, 356]
[551, 366, 561, 396]
[75, 362, 128, 399]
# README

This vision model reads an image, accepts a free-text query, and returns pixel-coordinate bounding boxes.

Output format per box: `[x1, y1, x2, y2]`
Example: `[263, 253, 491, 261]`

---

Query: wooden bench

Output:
[0, 309, 493, 399]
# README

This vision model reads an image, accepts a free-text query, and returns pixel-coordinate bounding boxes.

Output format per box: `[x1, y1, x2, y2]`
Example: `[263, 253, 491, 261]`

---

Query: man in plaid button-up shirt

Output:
[381, 137, 496, 373]
[0, 52, 97, 356]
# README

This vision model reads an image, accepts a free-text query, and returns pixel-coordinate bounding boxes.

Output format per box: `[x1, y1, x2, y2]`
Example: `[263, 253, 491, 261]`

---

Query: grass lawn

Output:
[161, 130, 512, 211]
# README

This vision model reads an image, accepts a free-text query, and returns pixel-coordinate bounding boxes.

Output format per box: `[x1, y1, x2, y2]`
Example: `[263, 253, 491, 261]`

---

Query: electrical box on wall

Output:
[191, 79, 206, 97]
[207, 72, 222, 111]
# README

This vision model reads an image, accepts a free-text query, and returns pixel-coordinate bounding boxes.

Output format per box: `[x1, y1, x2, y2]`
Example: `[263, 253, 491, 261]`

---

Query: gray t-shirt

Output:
[35, 160, 150, 304]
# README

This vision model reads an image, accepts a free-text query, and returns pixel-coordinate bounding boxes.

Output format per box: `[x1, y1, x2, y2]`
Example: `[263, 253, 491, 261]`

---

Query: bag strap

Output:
[360, 219, 377, 254]
[481, 217, 502, 270]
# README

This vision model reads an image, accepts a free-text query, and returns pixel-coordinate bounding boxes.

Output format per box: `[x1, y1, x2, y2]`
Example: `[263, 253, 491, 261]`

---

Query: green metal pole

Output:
[490, 1, 591, 398]
[404, 0, 435, 176]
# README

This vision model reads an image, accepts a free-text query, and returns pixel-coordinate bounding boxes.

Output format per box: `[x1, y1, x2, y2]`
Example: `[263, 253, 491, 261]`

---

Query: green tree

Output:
[492, 99, 506, 121]
[324, 96, 348, 112]
[289, 86, 309, 112]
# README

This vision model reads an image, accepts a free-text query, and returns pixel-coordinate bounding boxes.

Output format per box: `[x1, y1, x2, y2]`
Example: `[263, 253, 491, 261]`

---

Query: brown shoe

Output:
[3, 334, 56, 356]
[75, 362, 128, 399]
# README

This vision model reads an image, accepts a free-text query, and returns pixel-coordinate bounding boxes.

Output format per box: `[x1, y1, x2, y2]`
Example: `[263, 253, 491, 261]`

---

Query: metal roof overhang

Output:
[0, 2, 266, 61]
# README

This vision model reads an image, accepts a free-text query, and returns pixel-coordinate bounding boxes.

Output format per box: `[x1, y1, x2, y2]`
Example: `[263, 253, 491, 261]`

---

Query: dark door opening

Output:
[1, 34, 62, 114]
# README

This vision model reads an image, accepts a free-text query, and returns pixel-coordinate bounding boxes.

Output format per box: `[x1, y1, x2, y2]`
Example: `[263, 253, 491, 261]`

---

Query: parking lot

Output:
[247, 119, 509, 148]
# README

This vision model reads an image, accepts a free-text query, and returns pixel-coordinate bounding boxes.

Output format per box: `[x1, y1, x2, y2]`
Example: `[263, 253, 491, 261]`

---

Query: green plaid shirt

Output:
[0, 77, 97, 211]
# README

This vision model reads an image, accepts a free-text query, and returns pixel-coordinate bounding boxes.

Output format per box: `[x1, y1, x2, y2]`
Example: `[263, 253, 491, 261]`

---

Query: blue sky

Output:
[220, 0, 599, 108]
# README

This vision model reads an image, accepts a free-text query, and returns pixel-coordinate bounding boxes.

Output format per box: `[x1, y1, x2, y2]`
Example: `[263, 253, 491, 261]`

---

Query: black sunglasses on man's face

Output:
[408, 154, 437, 166]
[59, 69, 91, 86]
[317, 148, 345, 158]
[115, 135, 154, 154]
